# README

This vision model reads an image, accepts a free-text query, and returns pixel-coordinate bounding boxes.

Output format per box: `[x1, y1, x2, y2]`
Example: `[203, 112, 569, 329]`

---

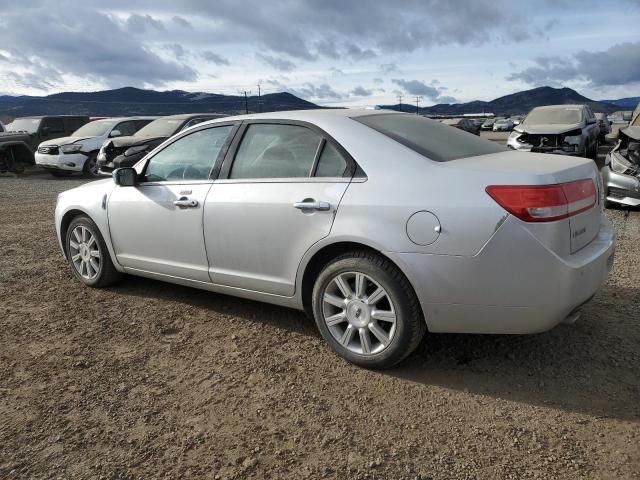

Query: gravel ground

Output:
[0, 161, 639, 479]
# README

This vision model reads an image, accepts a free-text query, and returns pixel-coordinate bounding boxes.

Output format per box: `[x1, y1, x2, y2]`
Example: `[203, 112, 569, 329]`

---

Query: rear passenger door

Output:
[203, 121, 356, 296]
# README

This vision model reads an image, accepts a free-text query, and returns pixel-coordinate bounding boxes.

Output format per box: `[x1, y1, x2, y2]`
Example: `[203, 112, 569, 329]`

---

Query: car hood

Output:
[110, 135, 167, 148]
[40, 136, 94, 146]
[515, 123, 582, 134]
[620, 126, 640, 141]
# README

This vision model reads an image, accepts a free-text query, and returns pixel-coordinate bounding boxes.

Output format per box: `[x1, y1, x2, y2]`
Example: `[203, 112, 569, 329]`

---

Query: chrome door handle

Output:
[174, 198, 199, 208]
[293, 200, 331, 211]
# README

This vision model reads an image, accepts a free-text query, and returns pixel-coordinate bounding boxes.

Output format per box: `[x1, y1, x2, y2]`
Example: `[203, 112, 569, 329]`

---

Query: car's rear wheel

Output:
[65, 216, 122, 287]
[312, 251, 426, 369]
[82, 152, 100, 178]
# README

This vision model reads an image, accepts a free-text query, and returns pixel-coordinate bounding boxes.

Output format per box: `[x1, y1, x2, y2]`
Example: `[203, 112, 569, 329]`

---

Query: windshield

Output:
[6, 118, 41, 133]
[72, 120, 118, 137]
[523, 107, 582, 125]
[496, 119, 509, 124]
[355, 113, 505, 162]
[135, 118, 183, 137]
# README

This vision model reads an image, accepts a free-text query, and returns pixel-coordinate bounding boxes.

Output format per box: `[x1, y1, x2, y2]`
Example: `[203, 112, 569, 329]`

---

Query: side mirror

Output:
[112, 167, 137, 187]
[110, 129, 122, 138]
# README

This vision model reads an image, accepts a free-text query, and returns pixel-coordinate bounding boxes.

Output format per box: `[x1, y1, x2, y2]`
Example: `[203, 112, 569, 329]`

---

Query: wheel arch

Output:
[299, 240, 425, 324]
[0, 142, 35, 164]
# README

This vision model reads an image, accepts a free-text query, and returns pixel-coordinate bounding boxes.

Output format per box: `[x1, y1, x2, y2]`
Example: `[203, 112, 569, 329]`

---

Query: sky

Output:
[0, 0, 639, 107]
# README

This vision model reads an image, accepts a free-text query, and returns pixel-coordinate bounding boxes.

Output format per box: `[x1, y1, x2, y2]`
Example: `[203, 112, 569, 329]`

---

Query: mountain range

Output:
[382, 87, 635, 116]
[0, 85, 636, 121]
[0, 87, 319, 119]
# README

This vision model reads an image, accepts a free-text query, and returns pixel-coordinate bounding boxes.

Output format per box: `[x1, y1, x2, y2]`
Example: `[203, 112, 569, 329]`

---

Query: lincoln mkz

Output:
[55, 110, 615, 368]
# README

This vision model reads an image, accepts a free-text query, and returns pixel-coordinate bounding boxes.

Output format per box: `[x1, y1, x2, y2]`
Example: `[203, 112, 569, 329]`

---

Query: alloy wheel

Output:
[322, 271, 397, 355]
[69, 226, 101, 280]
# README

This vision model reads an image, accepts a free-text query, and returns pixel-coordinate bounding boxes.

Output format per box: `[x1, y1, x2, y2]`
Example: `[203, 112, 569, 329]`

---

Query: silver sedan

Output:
[55, 110, 615, 368]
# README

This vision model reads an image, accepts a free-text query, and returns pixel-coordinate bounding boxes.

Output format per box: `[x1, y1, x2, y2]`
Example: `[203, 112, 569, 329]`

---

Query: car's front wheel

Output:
[82, 152, 100, 178]
[65, 216, 122, 287]
[312, 251, 426, 369]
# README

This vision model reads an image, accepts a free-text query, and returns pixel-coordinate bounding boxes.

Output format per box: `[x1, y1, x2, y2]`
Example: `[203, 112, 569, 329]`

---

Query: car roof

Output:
[197, 108, 406, 125]
[156, 113, 227, 121]
[91, 116, 159, 122]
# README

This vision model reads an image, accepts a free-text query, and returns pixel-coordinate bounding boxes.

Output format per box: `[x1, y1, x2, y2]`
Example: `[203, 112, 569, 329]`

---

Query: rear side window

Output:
[354, 114, 504, 162]
[315, 142, 347, 177]
[230, 124, 322, 179]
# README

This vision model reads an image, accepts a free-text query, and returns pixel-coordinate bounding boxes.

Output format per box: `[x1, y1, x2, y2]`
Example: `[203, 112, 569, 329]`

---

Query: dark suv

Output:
[0, 116, 89, 173]
[97, 113, 226, 173]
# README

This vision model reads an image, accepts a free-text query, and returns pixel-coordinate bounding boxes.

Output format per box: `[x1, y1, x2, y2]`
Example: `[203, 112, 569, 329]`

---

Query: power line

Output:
[241, 90, 251, 114]
[396, 94, 403, 112]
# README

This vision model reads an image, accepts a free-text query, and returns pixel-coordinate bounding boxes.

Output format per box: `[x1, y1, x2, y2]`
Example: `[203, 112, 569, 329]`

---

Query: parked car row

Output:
[0, 113, 227, 177]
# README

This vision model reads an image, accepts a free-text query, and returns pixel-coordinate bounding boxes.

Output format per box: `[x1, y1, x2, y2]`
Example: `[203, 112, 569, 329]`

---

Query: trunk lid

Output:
[446, 150, 601, 255]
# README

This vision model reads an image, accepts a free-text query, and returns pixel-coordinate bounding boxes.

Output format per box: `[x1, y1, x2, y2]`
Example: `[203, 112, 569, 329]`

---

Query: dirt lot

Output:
[1, 159, 639, 479]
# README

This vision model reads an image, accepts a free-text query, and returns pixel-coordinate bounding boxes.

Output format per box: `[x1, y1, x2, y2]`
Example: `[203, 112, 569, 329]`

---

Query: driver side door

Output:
[107, 123, 237, 282]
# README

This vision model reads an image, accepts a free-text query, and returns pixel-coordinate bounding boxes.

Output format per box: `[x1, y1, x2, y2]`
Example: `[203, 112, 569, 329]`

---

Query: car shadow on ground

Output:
[391, 288, 640, 421]
[112, 274, 639, 421]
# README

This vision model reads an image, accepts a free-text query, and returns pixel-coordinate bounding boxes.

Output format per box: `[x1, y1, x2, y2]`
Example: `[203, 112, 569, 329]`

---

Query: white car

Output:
[35, 117, 156, 177]
[493, 118, 514, 131]
[55, 109, 614, 368]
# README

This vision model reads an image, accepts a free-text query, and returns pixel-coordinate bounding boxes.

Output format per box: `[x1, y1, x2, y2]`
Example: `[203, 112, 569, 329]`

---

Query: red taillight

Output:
[486, 179, 596, 222]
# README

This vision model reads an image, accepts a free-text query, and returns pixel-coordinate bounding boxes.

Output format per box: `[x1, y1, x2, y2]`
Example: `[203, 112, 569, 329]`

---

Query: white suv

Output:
[35, 117, 156, 177]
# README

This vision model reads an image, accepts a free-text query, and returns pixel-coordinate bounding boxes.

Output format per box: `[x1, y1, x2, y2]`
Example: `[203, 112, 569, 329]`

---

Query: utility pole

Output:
[257, 83, 262, 113]
[397, 94, 403, 112]
[242, 90, 250, 114]
[414, 96, 423, 114]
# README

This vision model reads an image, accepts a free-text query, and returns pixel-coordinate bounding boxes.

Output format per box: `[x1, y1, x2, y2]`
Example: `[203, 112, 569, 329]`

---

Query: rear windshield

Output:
[354, 113, 505, 162]
[523, 107, 583, 125]
[135, 118, 184, 137]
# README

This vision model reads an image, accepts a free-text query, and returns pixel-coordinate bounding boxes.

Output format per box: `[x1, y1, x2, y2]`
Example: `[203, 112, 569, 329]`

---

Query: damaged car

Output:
[602, 107, 640, 208]
[97, 113, 226, 174]
[507, 105, 600, 160]
[35, 117, 156, 178]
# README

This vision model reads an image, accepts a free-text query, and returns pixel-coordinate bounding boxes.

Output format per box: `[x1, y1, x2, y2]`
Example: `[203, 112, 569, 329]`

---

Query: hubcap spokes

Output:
[69, 226, 100, 280]
[322, 272, 396, 356]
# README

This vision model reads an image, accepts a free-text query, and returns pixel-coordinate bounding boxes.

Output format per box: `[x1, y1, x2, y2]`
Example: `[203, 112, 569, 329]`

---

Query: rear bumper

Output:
[386, 215, 615, 334]
[35, 152, 86, 172]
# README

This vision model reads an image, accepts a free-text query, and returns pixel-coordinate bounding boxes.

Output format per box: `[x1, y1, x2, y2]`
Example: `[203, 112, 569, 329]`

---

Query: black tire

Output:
[51, 170, 72, 177]
[82, 152, 100, 178]
[312, 251, 426, 369]
[65, 215, 123, 287]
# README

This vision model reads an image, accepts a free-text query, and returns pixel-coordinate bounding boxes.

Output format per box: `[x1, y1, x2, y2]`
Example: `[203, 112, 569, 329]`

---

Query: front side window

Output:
[145, 126, 233, 182]
[114, 121, 137, 136]
[42, 118, 64, 133]
[230, 124, 322, 179]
